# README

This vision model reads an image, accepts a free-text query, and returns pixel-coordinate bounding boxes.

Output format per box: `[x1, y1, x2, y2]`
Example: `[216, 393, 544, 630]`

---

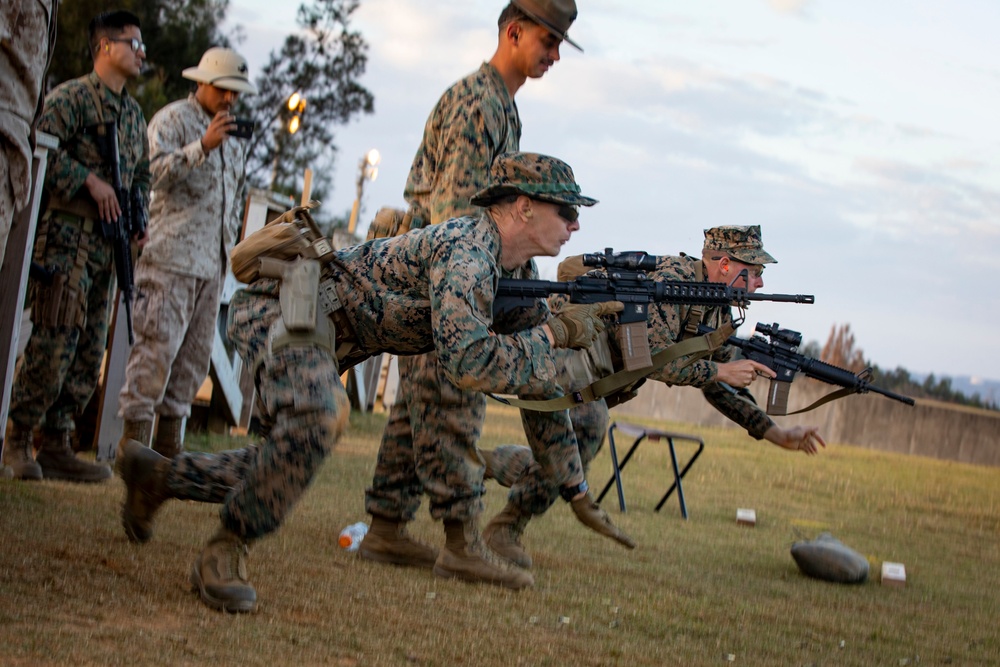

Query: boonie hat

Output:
[703, 225, 777, 265]
[512, 0, 582, 51]
[470, 152, 598, 208]
[182, 47, 257, 94]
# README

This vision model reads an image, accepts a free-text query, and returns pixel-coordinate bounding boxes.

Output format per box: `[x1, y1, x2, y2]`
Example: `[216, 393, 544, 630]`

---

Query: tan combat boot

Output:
[570, 493, 637, 549]
[359, 515, 439, 568]
[35, 428, 111, 483]
[115, 438, 172, 543]
[433, 518, 534, 590]
[2, 422, 42, 481]
[153, 416, 184, 459]
[483, 501, 533, 569]
[121, 419, 153, 449]
[190, 528, 257, 613]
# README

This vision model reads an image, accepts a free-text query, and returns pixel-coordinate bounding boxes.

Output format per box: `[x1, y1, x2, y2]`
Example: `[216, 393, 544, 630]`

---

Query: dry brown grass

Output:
[1, 405, 999, 666]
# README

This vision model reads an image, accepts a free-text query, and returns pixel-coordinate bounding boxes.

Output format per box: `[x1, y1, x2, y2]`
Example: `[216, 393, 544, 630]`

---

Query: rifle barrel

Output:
[744, 292, 815, 304]
[866, 384, 916, 406]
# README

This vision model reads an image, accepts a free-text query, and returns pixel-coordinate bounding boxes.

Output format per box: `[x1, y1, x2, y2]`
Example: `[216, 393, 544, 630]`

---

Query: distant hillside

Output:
[912, 374, 1000, 406]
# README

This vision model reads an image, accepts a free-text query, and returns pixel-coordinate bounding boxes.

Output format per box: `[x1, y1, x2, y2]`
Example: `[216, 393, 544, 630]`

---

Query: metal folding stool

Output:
[596, 421, 705, 519]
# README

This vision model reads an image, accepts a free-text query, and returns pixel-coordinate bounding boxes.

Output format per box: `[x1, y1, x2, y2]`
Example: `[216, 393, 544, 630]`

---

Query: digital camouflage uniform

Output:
[0, 0, 58, 269]
[488, 231, 779, 517]
[148, 209, 572, 542]
[366, 62, 588, 524]
[118, 93, 248, 427]
[10, 71, 150, 435]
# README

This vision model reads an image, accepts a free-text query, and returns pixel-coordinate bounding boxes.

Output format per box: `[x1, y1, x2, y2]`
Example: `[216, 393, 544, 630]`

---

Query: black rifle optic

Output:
[698, 321, 915, 415]
[495, 248, 814, 370]
[92, 121, 146, 344]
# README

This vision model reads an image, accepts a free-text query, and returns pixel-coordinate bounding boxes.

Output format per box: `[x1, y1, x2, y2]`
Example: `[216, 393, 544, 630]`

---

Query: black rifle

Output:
[495, 248, 815, 369]
[698, 321, 915, 414]
[91, 120, 142, 344]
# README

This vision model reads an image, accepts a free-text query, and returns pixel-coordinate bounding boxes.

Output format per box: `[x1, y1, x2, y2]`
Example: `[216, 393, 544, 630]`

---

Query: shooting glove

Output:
[366, 206, 414, 241]
[547, 301, 624, 349]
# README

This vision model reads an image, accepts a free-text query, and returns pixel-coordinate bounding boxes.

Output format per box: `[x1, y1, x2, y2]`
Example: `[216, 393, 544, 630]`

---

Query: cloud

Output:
[767, 0, 812, 16]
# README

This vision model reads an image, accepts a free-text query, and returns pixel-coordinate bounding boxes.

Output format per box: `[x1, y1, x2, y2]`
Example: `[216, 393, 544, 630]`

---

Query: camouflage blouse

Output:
[246, 212, 559, 396]
[37, 71, 150, 207]
[142, 94, 247, 279]
[403, 62, 521, 229]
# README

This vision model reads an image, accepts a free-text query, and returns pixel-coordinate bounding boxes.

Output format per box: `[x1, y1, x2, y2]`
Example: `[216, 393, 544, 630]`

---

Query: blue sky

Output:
[225, 0, 1000, 382]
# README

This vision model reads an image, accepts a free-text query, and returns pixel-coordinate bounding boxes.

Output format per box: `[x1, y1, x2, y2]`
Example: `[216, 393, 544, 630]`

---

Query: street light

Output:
[348, 148, 381, 234]
[287, 92, 306, 134]
[270, 92, 308, 190]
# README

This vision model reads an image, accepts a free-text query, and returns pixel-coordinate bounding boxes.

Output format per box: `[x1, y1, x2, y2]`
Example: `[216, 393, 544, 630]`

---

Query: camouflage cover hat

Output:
[182, 47, 257, 94]
[511, 0, 582, 52]
[470, 152, 598, 208]
[703, 225, 777, 264]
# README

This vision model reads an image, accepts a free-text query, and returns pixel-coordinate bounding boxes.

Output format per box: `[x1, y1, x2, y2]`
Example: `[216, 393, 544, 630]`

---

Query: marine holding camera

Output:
[117, 47, 257, 459]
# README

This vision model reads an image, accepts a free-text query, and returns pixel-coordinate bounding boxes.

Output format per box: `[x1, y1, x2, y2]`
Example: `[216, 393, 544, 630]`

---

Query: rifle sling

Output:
[489, 324, 734, 412]
[772, 386, 857, 416]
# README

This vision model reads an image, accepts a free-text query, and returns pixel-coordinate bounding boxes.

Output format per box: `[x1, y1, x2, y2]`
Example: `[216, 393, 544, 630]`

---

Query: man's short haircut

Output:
[498, 3, 532, 31]
[88, 10, 142, 59]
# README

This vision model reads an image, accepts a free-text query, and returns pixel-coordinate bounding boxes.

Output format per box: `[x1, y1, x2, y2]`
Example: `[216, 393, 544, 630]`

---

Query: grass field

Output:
[1, 405, 998, 666]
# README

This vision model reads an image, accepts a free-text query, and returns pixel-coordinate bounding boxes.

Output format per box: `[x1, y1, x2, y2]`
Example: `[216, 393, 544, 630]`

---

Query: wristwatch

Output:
[560, 479, 589, 502]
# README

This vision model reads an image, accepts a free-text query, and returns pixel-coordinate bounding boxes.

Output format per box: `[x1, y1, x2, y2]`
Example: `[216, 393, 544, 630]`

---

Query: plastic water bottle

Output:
[338, 521, 368, 551]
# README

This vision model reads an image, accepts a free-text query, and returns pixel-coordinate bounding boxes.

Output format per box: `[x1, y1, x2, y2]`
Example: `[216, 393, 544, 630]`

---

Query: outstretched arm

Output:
[763, 424, 826, 455]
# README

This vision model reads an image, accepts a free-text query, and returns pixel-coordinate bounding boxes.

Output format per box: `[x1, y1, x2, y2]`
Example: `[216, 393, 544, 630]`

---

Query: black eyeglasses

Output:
[107, 37, 146, 53]
[557, 204, 578, 223]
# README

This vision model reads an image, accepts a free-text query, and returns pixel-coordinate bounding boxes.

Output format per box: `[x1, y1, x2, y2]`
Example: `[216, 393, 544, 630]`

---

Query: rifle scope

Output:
[755, 322, 802, 348]
[582, 248, 658, 272]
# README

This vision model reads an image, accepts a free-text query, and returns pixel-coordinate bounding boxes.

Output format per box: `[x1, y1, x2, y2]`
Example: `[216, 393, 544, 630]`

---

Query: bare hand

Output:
[84, 173, 121, 222]
[201, 110, 235, 152]
[716, 359, 775, 388]
[133, 228, 149, 249]
[765, 425, 827, 455]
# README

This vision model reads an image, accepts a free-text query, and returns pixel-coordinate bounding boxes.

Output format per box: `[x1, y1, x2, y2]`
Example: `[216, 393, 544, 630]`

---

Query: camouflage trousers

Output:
[10, 212, 114, 432]
[155, 286, 349, 541]
[364, 351, 586, 522]
[118, 262, 223, 421]
[488, 399, 611, 515]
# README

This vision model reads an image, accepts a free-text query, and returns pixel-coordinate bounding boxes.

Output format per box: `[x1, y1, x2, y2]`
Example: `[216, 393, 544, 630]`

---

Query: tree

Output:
[821, 324, 866, 373]
[49, 0, 230, 121]
[240, 0, 375, 228]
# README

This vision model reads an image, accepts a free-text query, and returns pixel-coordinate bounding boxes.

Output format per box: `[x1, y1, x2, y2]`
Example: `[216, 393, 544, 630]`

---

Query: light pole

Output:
[348, 148, 380, 234]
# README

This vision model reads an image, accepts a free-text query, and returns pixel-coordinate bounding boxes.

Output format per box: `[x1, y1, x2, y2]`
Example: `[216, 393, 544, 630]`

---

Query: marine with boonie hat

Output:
[117, 45, 257, 488]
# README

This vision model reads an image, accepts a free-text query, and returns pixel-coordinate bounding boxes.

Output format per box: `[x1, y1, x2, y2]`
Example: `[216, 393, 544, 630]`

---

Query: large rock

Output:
[790, 532, 869, 584]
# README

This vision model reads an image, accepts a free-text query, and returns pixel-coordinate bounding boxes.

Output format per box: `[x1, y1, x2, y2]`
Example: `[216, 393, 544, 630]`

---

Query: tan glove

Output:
[556, 254, 588, 282]
[365, 206, 414, 241]
[547, 301, 624, 349]
[570, 493, 636, 549]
